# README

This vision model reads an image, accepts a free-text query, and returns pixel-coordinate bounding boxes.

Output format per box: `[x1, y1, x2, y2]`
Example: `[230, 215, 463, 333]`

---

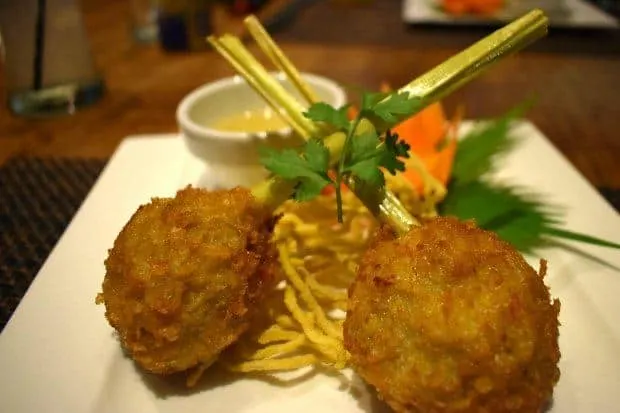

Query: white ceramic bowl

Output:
[177, 72, 347, 188]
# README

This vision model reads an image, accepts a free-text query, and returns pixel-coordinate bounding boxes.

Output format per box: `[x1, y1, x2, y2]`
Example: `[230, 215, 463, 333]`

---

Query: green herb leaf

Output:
[344, 129, 383, 182]
[366, 91, 420, 124]
[304, 138, 330, 173]
[348, 159, 386, 187]
[441, 170, 620, 252]
[542, 227, 620, 249]
[381, 130, 410, 174]
[342, 128, 410, 187]
[303, 103, 350, 131]
[451, 103, 530, 183]
[347, 130, 382, 164]
[259, 140, 332, 202]
[293, 176, 331, 202]
[260, 89, 415, 223]
[440, 180, 561, 252]
[338, 125, 382, 209]
[441, 181, 561, 227]
[440, 98, 620, 253]
[361, 92, 390, 111]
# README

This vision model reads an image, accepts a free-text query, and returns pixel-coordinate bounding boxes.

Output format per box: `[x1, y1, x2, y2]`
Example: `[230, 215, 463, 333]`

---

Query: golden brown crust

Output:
[344, 217, 560, 413]
[99, 186, 278, 375]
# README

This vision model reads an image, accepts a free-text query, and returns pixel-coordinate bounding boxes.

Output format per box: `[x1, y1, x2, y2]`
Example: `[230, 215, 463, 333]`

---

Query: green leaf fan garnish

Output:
[451, 101, 530, 183]
[441, 102, 620, 251]
[441, 180, 562, 252]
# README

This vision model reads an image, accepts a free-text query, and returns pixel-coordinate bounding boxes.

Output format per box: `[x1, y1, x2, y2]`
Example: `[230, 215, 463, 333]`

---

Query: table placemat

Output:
[0, 157, 107, 331]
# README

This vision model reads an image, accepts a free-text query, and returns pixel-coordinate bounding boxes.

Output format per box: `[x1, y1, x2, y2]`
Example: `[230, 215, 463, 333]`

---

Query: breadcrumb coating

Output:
[98, 186, 279, 376]
[344, 217, 560, 413]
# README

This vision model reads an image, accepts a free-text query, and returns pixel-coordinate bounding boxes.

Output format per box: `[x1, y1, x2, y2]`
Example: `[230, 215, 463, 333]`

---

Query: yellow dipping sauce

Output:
[213, 107, 288, 133]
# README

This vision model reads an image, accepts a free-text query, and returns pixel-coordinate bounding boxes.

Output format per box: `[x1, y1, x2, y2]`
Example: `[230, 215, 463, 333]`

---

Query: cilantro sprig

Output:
[259, 91, 417, 222]
[259, 139, 331, 202]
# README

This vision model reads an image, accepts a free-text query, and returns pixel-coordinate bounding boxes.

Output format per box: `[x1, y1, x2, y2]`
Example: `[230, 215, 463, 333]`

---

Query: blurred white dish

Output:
[402, 0, 619, 28]
[176, 72, 347, 188]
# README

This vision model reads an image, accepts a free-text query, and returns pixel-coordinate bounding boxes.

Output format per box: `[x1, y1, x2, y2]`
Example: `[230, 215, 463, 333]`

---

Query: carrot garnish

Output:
[442, 0, 503, 16]
[393, 103, 448, 156]
[394, 101, 460, 193]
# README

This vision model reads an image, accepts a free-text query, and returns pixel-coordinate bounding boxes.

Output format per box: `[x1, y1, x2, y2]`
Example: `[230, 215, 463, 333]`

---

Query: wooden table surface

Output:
[1, 0, 619, 188]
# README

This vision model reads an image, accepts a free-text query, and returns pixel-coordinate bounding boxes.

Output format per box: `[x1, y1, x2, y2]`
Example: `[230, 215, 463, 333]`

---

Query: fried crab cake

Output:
[344, 217, 560, 413]
[97, 186, 279, 379]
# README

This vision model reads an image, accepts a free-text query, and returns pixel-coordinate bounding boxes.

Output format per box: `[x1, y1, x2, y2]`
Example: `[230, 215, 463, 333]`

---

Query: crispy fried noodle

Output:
[220, 167, 445, 376]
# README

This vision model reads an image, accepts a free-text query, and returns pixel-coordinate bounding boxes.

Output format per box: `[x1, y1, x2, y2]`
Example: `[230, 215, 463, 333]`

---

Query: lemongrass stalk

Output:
[345, 177, 417, 235]
[221, 11, 548, 234]
[375, 9, 548, 132]
[207, 36, 312, 139]
[207, 34, 360, 215]
[243, 16, 340, 138]
[208, 33, 405, 226]
[346, 10, 548, 232]
[212, 29, 414, 227]
[236, 18, 420, 232]
[244, 15, 319, 105]
[219, 35, 321, 138]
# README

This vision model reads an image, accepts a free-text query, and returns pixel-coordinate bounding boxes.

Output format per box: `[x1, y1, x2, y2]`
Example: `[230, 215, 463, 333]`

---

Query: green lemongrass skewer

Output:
[209, 35, 321, 139]
[208, 34, 317, 213]
[212, 10, 549, 233]
[348, 10, 548, 229]
[208, 33, 369, 213]
[244, 15, 319, 105]
[241, 17, 416, 231]
[324, 9, 549, 231]
[208, 34, 332, 212]
[207, 36, 311, 139]
[208, 34, 348, 211]
[239, 9, 548, 143]
[210, 24, 418, 231]
[375, 9, 548, 132]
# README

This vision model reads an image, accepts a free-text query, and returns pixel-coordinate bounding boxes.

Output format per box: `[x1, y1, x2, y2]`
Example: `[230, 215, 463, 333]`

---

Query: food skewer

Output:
[97, 11, 557, 403]
[210, 11, 560, 412]
[209, 9, 548, 234]
[244, 15, 319, 106]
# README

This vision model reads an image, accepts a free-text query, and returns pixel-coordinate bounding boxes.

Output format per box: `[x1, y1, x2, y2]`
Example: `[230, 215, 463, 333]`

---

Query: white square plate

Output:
[402, 0, 619, 29]
[0, 121, 619, 412]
